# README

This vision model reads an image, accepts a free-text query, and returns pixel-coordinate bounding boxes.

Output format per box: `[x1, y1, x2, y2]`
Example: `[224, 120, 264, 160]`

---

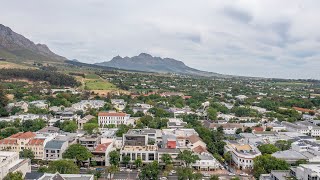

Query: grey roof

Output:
[198, 154, 215, 160]
[25, 172, 44, 180]
[158, 148, 180, 153]
[272, 150, 307, 160]
[45, 140, 66, 149]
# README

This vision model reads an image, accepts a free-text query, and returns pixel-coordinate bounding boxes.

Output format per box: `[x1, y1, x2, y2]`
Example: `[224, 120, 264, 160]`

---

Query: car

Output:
[240, 173, 249, 176]
[160, 177, 168, 180]
[203, 173, 210, 177]
[170, 170, 176, 174]
[228, 173, 235, 176]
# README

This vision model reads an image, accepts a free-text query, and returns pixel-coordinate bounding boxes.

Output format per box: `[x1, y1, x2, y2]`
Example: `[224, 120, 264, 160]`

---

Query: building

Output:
[205, 121, 244, 134]
[167, 118, 187, 129]
[44, 140, 68, 161]
[120, 145, 158, 163]
[224, 141, 261, 170]
[291, 164, 320, 180]
[78, 135, 101, 151]
[132, 103, 153, 114]
[111, 99, 126, 111]
[98, 111, 130, 127]
[0, 151, 31, 179]
[282, 121, 320, 137]
[72, 100, 106, 112]
[191, 154, 221, 171]
[92, 142, 113, 166]
[0, 132, 36, 152]
[78, 115, 95, 129]
[25, 172, 94, 180]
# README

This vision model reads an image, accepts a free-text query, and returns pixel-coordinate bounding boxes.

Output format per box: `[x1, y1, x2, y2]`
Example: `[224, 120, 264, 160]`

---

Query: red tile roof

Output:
[27, 138, 45, 145]
[0, 139, 17, 145]
[9, 132, 36, 139]
[192, 145, 208, 154]
[98, 112, 127, 117]
[293, 107, 315, 113]
[94, 143, 112, 152]
[187, 134, 202, 144]
[252, 127, 264, 132]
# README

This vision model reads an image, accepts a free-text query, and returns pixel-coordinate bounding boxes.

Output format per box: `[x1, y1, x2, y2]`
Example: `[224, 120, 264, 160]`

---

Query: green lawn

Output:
[85, 74, 100, 79]
[84, 79, 116, 90]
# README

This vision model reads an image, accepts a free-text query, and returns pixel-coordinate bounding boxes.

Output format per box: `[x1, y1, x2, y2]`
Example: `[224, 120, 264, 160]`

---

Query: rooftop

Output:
[98, 112, 128, 117]
[122, 145, 158, 152]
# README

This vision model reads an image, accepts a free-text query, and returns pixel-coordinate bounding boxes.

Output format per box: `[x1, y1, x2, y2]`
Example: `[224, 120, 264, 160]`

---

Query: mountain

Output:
[96, 53, 225, 77]
[0, 24, 66, 62]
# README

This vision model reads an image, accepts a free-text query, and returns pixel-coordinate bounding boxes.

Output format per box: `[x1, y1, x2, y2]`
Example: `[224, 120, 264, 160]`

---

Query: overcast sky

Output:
[1, 0, 320, 79]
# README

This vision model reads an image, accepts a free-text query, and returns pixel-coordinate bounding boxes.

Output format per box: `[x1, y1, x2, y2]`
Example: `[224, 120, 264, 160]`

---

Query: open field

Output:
[0, 61, 33, 69]
[85, 73, 100, 79]
[84, 79, 117, 90]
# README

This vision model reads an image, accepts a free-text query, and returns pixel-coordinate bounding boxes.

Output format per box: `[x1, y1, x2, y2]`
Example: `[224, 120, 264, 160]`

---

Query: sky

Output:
[1, 0, 320, 79]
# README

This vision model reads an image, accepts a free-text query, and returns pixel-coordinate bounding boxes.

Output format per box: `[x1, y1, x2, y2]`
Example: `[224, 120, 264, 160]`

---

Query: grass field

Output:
[84, 79, 117, 90]
[85, 74, 100, 79]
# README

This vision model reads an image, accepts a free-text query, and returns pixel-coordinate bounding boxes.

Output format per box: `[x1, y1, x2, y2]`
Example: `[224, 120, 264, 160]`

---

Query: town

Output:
[0, 68, 320, 180]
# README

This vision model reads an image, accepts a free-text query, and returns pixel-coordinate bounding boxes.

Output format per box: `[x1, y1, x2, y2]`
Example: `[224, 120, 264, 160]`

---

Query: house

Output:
[191, 154, 221, 171]
[72, 100, 106, 112]
[167, 118, 187, 129]
[132, 103, 153, 114]
[55, 111, 80, 121]
[29, 100, 48, 109]
[111, 99, 126, 111]
[157, 148, 180, 164]
[44, 140, 68, 160]
[92, 142, 113, 166]
[0, 151, 31, 179]
[224, 141, 261, 170]
[292, 164, 320, 180]
[78, 115, 95, 129]
[235, 95, 248, 101]
[205, 121, 243, 134]
[6, 101, 29, 112]
[78, 135, 101, 151]
[38, 126, 60, 133]
[98, 111, 130, 127]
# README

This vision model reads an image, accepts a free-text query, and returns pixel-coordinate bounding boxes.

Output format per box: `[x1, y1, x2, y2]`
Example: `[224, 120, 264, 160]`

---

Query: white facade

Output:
[294, 164, 320, 180]
[98, 112, 130, 127]
[224, 142, 261, 170]
[0, 151, 31, 179]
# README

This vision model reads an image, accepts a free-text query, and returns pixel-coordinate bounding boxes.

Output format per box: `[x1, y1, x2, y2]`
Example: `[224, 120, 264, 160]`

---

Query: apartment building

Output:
[44, 140, 68, 161]
[98, 111, 130, 127]
[0, 151, 31, 179]
[224, 141, 261, 170]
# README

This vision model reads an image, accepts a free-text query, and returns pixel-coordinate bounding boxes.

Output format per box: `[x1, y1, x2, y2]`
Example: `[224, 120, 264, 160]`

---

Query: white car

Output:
[170, 170, 176, 174]
[240, 173, 249, 176]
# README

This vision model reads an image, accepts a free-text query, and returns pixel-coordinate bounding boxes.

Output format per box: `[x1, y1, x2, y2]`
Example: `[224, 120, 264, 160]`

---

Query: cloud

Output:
[1, 0, 320, 79]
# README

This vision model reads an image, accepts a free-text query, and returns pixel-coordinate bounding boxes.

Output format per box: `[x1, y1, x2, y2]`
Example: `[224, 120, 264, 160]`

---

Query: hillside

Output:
[0, 24, 66, 62]
[95, 53, 225, 77]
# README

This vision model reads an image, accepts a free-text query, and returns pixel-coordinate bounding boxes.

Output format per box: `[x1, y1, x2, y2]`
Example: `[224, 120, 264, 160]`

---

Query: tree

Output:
[275, 140, 292, 151]
[244, 127, 252, 133]
[207, 107, 217, 120]
[107, 165, 118, 180]
[122, 155, 131, 166]
[60, 120, 77, 133]
[139, 161, 159, 180]
[223, 152, 232, 164]
[235, 128, 243, 134]
[161, 153, 173, 166]
[258, 144, 280, 154]
[115, 124, 130, 137]
[83, 123, 99, 134]
[176, 167, 202, 180]
[177, 150, 200, 167]
[294, 159, 308, 166]
[46, 160, 80, 174]
[253, 154, 289, 179]
[109, 150, 120, 167]
[63, 144, 92, 166]
[21, 119, 46, 132]
[135, 158, 143, 168]
[210, 175, 219, 180]
[19, 149, 35, 160]
[3, 171, 23, 180]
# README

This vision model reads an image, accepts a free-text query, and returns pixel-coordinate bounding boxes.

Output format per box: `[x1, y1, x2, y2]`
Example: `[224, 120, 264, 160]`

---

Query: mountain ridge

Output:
[0, 24, 66, 62]
[95, 53, 225, 77]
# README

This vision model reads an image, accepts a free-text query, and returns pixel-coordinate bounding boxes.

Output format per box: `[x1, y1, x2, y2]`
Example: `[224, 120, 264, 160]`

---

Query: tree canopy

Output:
[63, 144, 92, 166]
